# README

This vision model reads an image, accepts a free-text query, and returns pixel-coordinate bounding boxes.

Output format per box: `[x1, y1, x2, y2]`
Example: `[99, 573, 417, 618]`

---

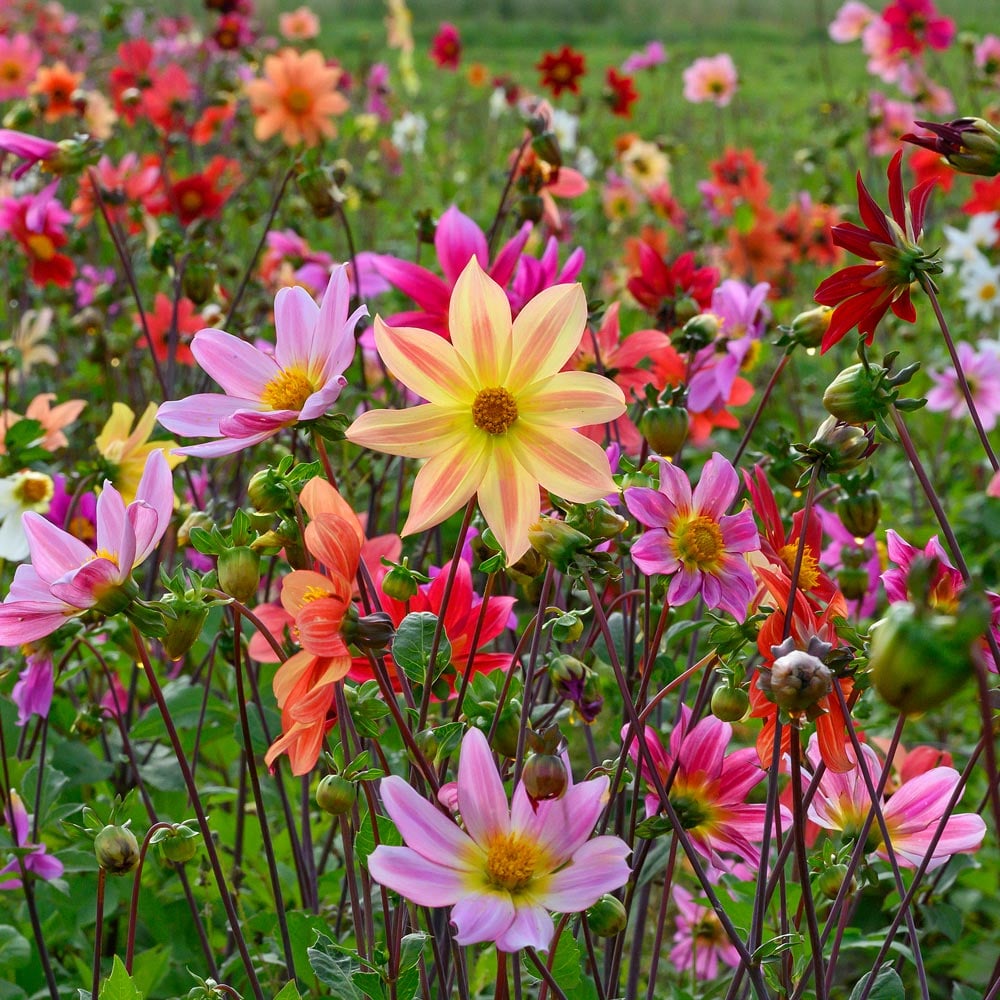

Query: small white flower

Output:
[0, 470, 54, 561]
[942, 213, 999, 275]
[391, 111, 428, 155]
[957, 255, 1000, 323]
[549, 108, 578, 154]
[575, 146, 599, 179]
[489, 87, 509, 119]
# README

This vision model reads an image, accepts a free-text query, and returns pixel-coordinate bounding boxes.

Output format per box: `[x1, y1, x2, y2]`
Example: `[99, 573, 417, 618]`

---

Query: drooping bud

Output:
[673, 312, 721, 353]
[529, 517, 591, 572]
[640, 403, 689, 458]
[247, 468, 291, 513]
[903, 117, 1000, 177]
[788, 305, 833, 349]
[521, 753, 568, 803]
[757, 636, 834, 715]
[94, 823, 140, 875]
[217, 546, 261, 604]
[836, 488, 881, 538]
[161, 602, 209, 660]
[710, 682, 750, 722]
[586, 894, 628, 936]
[297, 167, 338, 218]
[316, 774, 358, 816]
[182, 261, 216, 306]
[489, 700, 522, 759]
[800, 416, 876, 476]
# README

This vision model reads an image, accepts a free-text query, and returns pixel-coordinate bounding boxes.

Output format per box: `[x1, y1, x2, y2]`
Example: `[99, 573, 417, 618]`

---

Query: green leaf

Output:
[392, 612, 452, 684]
[849, 965, 905, 1000]
[398, 933, 427, 971]
[0, 926, 31, 970]
[394, 968, 420, 1000]
[272, 981, 302, 1000]
[354, 810, 402, 867]
[98, 956, 143, 1000]
[307, 934, 361, 1000]
[352, 971, 386, 1000]
[953, 986, 982, 1000]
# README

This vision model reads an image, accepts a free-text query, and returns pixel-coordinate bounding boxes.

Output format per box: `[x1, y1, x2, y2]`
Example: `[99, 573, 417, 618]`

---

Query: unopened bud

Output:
[904, 117, 1000, 177]
[640, 404, 689, 457]
[674, 312, 720, 352]
[788, 305, 832, 349]
[757, 637, 834, 715]
[247, 468, 290, 513]
[183, 262, 216, 306]
[161, 603, 209, 660]
[805, 416, 875, 474]
[836, 489, 881, 538]
[529, 517, 591, 572]
[94, 823, 140, 875]
[711, 682, 750, 722]
[316, 774, 357, 816]
[586, 894, 628, 936]
[217, 546, 260, 604]
[297, 167, 337, 218]
[521, 753, 568, 803]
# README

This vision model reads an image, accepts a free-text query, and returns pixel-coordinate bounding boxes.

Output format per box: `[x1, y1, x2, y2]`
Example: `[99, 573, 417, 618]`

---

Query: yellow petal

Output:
[477, 443, 542, 564]
[448, 258, 512, 387]
[96, 402, 137, 456]
[346, 404, 472, 459]
[402, 433, 491, 536]
[373, 317, 476, 406]
[517, 370, 626, 427]
[508, 423, 617, 502]
[506, 283, 587, 393]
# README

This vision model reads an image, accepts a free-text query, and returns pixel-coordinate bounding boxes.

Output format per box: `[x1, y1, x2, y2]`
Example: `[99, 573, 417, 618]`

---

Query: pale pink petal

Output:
[379, 775, 479, 865]
[373, 318, 476, 405]
[517, 371, 626, 427]
[0, 602, 72, 645]
[507, 283, 588, 391]
[435, 206, 489, 286]
[887, 814, 986, 868]
[25, 849, 63, 881]
[457, 727, 511, 845]
[475, 443, 540, 563]
[883, 768, 961, 834]
[508, 424, 616, 502]
[219, 409, 298, 435]
[299, 378, 347, 422]
[450, 891, 517, 946]
[402, 435, 490, 536]
[448, 258, 512, 386]
[692, 453, 738, 518]
[347, 404, 472, 459]
[22, 513, 93, 584]
[94, 485, 128, 562]
[191, 328, 281, 399]
[368, 845, 468, 905]
[495, 904, 554, 953]
[315, 265, 364, 380]
[176, 431, 276, 458]
[547, 167, 588, 198]
[511, 776, 609, 865]
[535, 837, 631, 912]
[157, 395, 262, 437]
[130, 450, 174, 563]
[273, 284, 320, 370]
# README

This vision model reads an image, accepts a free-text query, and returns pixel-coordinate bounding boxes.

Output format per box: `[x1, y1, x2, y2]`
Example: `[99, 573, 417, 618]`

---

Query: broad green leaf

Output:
[272, 981, 302, 1000]
[0, 926, 31, 970]
[98, 956, 143, 1000]
[392, 612, 452, 684]
[306, 933, 361, 1000]
[849, 965, 905, 1000]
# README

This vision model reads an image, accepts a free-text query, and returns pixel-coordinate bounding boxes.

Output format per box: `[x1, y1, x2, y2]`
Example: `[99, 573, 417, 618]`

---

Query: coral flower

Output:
[30, 61, 83, 122]
[0, 35, 41, 101]
[369, 727, 630, 952]
[624, 454, 760, 619]
[346, 258, 625, 563]
[682, 54, 738, 107]
[142, 294, 203, 366]
[0, 450, 173, 646]
[245, 48, 349, 148]
[536, 45, 587, 98]
[814, 150, 939, 352]
[279, 6, 321, 41]
[97, 402, 184, 504]
[157, 265, 365, 457]
[626, 245, 719, 330]
[624, 706, 771, 871]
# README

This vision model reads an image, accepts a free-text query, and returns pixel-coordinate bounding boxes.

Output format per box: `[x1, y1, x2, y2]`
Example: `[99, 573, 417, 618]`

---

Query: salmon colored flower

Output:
[346, 258, 626, 562]
[537, 46, 586, 98]
[30, 61, 82, 122]
[279, 6, 320, 41]
[369, 727, 630, 952]
[245, 48, 349, 148]
[0, 35, 41, 101]
[814, 150, 940, 352]
[0, 393, 85, 454]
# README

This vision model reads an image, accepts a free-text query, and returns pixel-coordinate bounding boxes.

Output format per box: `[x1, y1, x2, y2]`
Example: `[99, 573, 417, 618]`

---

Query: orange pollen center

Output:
[94, 548, 120, 567]
[485, 834, 540, 892]
[300, 585, 330, 605]
[69, 515, 96, 543]
[472, 387, 518, 435]
[779, 543, 821, 591]
[1, 61, 21, 82]
[693, 912, 725, 944]
[180, 190, 203, 212]
[26, 234, 56, 261]
[284, 86, 314, 115]
[672, 514, 724, 569]
[13, 473, 53, 506]
[261, 368, 314, 411]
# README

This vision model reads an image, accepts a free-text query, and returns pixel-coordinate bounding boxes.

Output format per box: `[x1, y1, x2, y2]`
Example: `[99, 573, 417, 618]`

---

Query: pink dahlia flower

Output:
[0, 450, 173, 645]
[0, 790, 63, 890]
[670, 884, 741, 979]
[157, 265, 365, 456]
[624, 453, 760, 619]
[682, 54, 738, 107]
[368, 727, 630, 952]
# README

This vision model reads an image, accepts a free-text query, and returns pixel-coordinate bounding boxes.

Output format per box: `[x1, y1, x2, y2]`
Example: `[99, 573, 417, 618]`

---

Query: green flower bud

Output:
[640, 404, 689, 458]
[490, 701, 522, 759]
[297, 167, 338, 218]
[217, 546, 260, 604]
[836, 489, 881, 538]
[72, 704, 105, 741]
[182, 261, 216, 306]
[905, 117, 1000, 177]
[815, 863, 853, 901]
[710, 683, 750, 722]
[757, 637, 834, 716]
[586, 894, 628, 937]
[158, 826, 200, 865]
[788, 305, 833, 349]
[95, 823, 140, 875]
[517, 193, 545, 225]
[674, 312, 720, 352]
[550, 613, 584, 644]
[316, 774, 358, 816]
[804, 416, 875, 475]
[531, 131, 562, 168]
[837, 565, 871, 602]
[529, 517, 591, 572]
[823, 363, 888, 425]
[381, 563, 425, 601]
[521, 753, 567, 803]
[161, 604, 209, 660]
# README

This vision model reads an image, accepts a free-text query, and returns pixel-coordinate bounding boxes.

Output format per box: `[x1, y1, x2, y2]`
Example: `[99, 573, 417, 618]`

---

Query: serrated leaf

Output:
[392, 612, 451, 684]
[849, 965, 905, 1000]
[98, 956, 143, 1000]
[307, 933, 361, 1000]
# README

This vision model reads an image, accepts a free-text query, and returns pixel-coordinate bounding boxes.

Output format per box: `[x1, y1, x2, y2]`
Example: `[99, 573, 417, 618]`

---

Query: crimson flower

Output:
[813, 150, 940, 352]
[430, 22, 462, 70]
[882, 0, 955, 56]
[604, 68, 638, 118]
[626, 245, 719, 329]
[536, 46, 586, 97]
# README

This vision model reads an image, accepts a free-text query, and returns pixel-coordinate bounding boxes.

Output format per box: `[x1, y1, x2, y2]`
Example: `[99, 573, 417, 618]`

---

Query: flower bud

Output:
[183, 262, 216, 306]
[823, 363, 887, 425]
[95, 823, 140, 875]
[178, 510, 213, 548]
[246, 468, 290, 513]
[788, 305, 833, 349]
[297, 167, 338, 218]
[711, 682, 750, 722]
[640, 404, 689, 458]
[586, 894, 628, 936]
[836, 489, 881, 538]
[381, 562, 425, 601]
[490, 701, 522, 759]
[567, 499, 628, 541]
[351, 611, 395, 656]
[757, 638, 833, 715]
[72, 704, 105, 740]
[316, 774, 357, 816]
[531, 131, 562, 168]
[837, 564, 871, 601]
[805, 416, 875, 474]
[904, 117, 1000, 177]
[158, 826, 200, 865]
[521, 752, 568, 803]
[529, 517, 591, 573]
[517, 193, 545, 225]
[161, 604, 209, 660]
[815, 863, 854, 901]
[550, 613, 584, 644]
[93, 579, 139, 617]
[217, 546, 260, 604]
[673, 312, 720, 352]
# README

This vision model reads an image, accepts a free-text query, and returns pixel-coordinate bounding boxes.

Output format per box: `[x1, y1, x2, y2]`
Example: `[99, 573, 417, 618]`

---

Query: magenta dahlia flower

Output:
[157, 264, 365, 457]
[368, 727, 630, 952]
[624, 453, 759, 619]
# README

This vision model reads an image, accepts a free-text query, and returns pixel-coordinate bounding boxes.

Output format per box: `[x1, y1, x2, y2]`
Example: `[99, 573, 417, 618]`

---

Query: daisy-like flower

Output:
[368, 727, 630, 952]
[926, 339, 1000, 429]
[157, 265, 365, 458]
[97, 402, 184, 503]
[828, 1, 875, 43]
[0, 181, 75, 288]
[682, 54, 739, 107]
[804, 735, 985, 869]
[0, 450, 173, 646]
[245, 48, 349, 148]
[624, 454, 760, 619]
[0, 470, 54, 561]
[0, 790, 63, 890]
[956, 255, 1000, 322]
[624, 706, 771, 871]
[536, 45, 586, 98]
[670, 885, 741, 979]
[30, 61, 83, 123]
[279, 6, 320, 41]
[0, 308, 58, 378]
[0, 34, 42, 101]
[346, 258, 625, 563]
[814, 150, 940, 352]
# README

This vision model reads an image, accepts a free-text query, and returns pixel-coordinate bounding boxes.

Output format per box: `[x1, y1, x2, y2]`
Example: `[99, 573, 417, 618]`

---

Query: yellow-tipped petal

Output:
[507, 283, 587, 393]
[373, 318, 476, 406]
[347, 404, 472, 459]
[517, 370, 627, 427]
[402, 433, 491, 536]
[448, 258, 512, 387]
[477, 444, 542, 564]
[509, 423, 617, 503]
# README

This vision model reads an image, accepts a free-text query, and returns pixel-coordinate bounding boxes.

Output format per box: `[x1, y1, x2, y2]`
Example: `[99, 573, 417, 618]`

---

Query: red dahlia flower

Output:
[537, 46, 586, 97]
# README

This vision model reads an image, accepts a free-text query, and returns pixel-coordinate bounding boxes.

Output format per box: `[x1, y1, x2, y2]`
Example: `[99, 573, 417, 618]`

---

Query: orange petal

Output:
[280, 570, 338, 615]
[448, 258, 512, 386]
[402, 433, 491, 536]
[305, 515, 362, 580]
[517, 370, 626, 427]
[507, 283, 587, 392]
[373, 316, 476, 405]
[509, 422, 617, 502]
[300, 478, 364, 543]
[476, 443, 542, 564]
[346, 404, 472, 458]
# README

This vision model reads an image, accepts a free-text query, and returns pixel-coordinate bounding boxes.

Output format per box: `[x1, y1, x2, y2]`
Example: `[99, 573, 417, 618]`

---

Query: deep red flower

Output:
[882, 0, 955, 56]
[430, 22, 462, 70]
[0, 182, 74, 288]
[149, 156, 240, 226]
[813, 150, 939, 352]
[626, 243, 719, 329]
[536, 45, 586, 97]
[906, 146, 955, 193]
[604, 67, 638, 118]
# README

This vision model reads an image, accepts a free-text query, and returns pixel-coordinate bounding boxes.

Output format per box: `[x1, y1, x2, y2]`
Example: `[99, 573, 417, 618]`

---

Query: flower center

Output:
[285, 86, 314, 115]
[693, 912, 725, 944]
[672, 514, 724, 570]
[181, 189, 204, 213]
[26, 234, 56, 261]
[262, 368, 314, 411]
[69, 515, 96, 544]
[13, 471, 53, 507]
[979, 282, 996, 302]
[94, 547, 120, 567]
[472, 387, 518, 435]
[669, 792, 711, 831]
[1, 61, 21, 82]
[485, 834, 540, 892]
[778, 543, 821, 591]
[301, 585, 331, 604]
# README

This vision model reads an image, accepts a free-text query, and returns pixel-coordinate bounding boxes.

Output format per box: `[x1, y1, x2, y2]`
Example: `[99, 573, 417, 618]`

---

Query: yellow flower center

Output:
[26, 234, 56, 261]
[485, 834, 540, 893]
[778, 542, 821, 591]
[1, 60, 22, 82]
[693, 911, 725, 944]
[261, 368, 314, 411]
[672, 514, 724, 570]
[69, 515, 96, 544]
[285, 86, 314, 115]
[94, 548, 120, 566]
[301, 585, 329, 604]
[472, 387, 518, 435]
[979, 282, 997, 302]
[13, 472, 53, 507]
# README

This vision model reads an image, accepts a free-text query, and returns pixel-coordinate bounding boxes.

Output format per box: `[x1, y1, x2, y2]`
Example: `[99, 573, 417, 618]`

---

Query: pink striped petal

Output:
[511, 775, 609, 865]
[508, 424, 616, 502]
[667, 568, 703, 607]
[507, 283, 588, 391]
[368, 845, 469, 906]
[656, 459, 693, 513]
[448, 258, 512, 386]
[274, 284, 320, 371]
[373, 318, 476, 405]
[450, 891, 517, 946]
[884, 768, 960, 834]
[630, 529, 679, 576]
[316, 265, 364, 381]
[0, 601, 72, 645]
[536, 837, 631, 912]
[346, 404, 471, 459]
[372, 256, 450, 313]
[50, 559, 119, 608]
[624, 487, 677, 529]
[22, 513, 93, 585]
[693, 453, 738, 519]
[219, 409, 298, 435]
[457, 728, 510, 846]
[517, 371, 626, 427]
[157, 394, 263, 437]
[475, 443, 540, 563]
[191, 329, 280, 399]
[176, 431, 275, 458]
[435, 206, 490, 286]
[495, 904, 554, 953]
[887, 814, 986, 869]
[379, 775, 479, 866]
[402, 434, 490, 536]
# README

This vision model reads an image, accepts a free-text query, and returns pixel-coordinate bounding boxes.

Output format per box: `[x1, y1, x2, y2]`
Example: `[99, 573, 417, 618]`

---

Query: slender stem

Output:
[91, 867, 107, 1000]
[732, 348, 793, 466]
[125, 822, 174, 972]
